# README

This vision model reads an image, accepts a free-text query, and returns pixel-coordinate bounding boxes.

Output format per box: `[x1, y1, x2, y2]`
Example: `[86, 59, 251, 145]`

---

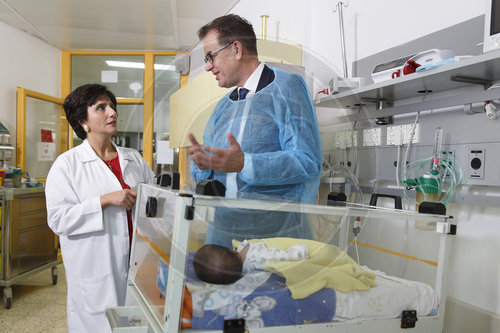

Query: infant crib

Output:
[107, 183, 455, 333]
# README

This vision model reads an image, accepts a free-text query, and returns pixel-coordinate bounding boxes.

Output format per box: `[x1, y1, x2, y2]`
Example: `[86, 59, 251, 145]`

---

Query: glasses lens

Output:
[204, 53, 213, 64]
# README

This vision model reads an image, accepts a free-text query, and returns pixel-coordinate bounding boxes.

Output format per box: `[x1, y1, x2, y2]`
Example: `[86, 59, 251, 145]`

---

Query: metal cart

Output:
[0, 187, 59, 309]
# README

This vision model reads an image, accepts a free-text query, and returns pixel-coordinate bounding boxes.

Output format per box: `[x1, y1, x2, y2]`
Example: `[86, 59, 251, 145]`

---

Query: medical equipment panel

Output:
[371, 54, 415, 83]
[483, 0, 500, 53]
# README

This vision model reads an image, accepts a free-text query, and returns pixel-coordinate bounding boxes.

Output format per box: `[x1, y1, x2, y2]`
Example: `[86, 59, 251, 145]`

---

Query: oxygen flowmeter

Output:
[402, 128, 462, 214]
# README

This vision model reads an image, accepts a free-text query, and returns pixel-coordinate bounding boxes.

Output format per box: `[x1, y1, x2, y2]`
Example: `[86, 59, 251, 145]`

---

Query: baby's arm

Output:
[285, 244, 309, 261]
[250, 243, 309, 268]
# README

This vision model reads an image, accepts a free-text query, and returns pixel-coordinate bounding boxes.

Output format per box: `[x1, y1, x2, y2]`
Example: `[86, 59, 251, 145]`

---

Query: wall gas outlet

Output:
[468, 148, 485, 179]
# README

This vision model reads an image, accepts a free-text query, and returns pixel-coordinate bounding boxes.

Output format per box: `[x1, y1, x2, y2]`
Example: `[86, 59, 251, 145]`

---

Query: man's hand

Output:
[188, 133, 207, 169]
[188, 133, 244, 173]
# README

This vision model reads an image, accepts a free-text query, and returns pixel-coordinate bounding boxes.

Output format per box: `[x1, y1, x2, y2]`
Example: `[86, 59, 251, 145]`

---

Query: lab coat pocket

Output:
[81, 274, 116, 314]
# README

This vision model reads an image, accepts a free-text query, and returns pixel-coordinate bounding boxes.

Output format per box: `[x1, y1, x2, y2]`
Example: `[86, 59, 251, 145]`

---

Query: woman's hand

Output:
[100, 189, 137, 210]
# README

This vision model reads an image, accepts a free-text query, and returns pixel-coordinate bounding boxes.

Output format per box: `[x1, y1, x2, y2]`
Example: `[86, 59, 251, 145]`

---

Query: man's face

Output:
[202, 30, 238, 88]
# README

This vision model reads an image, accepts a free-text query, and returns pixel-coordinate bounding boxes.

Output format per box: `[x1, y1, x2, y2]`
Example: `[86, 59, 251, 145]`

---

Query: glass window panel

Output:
[71, 55, 145, 98]
[25, 98, 61, 179]
[154, 55, 180, 171]
[115, 104, 144, 152]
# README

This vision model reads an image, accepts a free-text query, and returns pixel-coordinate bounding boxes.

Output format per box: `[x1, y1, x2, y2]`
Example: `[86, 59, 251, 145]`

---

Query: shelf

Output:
[315, 50, 500, 116]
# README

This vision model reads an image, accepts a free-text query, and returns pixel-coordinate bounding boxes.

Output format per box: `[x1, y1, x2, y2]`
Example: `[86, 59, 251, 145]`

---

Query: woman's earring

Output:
[82, 124, 89, 133]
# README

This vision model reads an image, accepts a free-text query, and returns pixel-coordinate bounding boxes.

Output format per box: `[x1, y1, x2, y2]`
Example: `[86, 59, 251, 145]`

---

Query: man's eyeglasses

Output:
[204, 43, 232, 64]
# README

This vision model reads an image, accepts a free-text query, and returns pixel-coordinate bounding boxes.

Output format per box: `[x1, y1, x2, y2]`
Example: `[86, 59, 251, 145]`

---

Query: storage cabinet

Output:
[0, 188, 59, 309]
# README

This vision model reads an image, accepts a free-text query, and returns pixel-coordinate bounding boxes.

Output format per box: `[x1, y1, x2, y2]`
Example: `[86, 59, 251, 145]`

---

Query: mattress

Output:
[334, 266, 439, 320]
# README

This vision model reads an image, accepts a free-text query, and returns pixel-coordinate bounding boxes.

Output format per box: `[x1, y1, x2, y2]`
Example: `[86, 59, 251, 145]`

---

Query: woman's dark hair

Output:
[198, 14, 257, 56]
[63, 84, 117, 140]
[193, 244, 242, 284]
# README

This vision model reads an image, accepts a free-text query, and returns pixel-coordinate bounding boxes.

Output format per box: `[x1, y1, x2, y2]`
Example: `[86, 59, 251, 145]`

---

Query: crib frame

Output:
[107, 183, 455, 333]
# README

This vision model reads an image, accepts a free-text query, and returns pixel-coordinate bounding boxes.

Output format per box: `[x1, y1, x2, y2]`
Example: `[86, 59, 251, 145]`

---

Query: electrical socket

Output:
[403, 123, 420, 144]
[335, 132, 345, 149]
[386, 124, 420, 145]
[441, 150, 455, 178]
[344, 130, 358, 148]
[335, 131, 358, 148]
[387, 125, 404, 145]
[363, 128, 381, 147]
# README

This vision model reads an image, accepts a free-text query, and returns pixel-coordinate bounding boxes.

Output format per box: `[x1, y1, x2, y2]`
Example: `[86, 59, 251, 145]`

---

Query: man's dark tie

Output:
[238, 88, 249, 100]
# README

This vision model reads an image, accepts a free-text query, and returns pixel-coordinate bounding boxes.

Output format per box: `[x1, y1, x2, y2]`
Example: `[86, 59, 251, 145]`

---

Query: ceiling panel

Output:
[0, 0, 237, 50]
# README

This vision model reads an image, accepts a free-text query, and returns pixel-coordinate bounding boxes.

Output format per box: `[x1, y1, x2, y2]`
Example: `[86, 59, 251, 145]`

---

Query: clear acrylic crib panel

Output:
[125, 183, 453, 332]
[128, 185, 181, 329]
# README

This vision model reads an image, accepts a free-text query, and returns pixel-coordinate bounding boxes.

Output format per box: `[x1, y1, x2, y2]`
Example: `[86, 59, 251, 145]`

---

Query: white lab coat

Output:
[45, 139, 154, 333]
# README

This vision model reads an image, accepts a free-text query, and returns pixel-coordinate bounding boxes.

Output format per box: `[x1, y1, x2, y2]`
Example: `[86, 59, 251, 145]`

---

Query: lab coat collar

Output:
[79, 139, 134, 163]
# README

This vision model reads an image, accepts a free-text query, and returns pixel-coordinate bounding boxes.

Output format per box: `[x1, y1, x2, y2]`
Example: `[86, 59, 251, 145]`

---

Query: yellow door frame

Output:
[16, 87, 64, 173]
[61, 50, 187, 168]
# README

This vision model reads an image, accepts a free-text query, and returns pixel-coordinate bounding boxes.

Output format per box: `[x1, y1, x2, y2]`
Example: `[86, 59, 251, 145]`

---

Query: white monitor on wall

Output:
[484, 0, 500, 53]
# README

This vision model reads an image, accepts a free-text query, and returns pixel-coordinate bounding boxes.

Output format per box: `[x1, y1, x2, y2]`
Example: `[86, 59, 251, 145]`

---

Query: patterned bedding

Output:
[155, 255, 438, 330]
[184, 254, 336, 329]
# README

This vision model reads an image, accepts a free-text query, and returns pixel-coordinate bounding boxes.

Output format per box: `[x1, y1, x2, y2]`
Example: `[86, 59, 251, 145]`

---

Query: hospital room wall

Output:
[228, 0, 500, 331]
[229, 0, 483, 93]
[0, 20, 61, 167]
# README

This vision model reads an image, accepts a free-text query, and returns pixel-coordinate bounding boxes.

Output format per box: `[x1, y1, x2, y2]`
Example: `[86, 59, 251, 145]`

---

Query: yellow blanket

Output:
[233, 238, 376, 299]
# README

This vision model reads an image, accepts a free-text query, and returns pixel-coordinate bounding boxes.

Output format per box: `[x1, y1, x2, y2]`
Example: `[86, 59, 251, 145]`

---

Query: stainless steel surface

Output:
[0, 188, 58, 309]
[334, 2, 349, 78]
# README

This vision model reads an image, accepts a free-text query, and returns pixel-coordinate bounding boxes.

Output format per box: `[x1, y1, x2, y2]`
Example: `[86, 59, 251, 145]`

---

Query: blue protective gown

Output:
[191, 67, 322, 247]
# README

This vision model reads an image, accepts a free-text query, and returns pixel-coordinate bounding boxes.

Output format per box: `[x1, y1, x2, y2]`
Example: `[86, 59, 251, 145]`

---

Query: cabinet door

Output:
[8, 239, 54, 279]
[19, 196, 46, 214]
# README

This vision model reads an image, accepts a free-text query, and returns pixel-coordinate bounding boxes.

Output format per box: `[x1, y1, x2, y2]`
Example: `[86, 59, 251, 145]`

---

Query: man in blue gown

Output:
[189, 14, 322, 247]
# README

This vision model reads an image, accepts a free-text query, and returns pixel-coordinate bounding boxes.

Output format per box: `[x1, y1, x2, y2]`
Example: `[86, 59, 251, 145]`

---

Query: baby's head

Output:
[193, 244, 243, 284]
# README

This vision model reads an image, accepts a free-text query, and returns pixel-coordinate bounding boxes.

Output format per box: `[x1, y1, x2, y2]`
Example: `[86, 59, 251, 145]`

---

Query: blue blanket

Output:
[185, 254, 336, 329]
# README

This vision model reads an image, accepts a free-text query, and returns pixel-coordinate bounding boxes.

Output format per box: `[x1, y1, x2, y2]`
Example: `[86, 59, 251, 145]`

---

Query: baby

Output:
[193, 240, 309, 284]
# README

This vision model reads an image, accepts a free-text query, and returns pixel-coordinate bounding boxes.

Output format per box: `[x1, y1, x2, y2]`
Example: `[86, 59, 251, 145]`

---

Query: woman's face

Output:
[82, 96, 117, 138]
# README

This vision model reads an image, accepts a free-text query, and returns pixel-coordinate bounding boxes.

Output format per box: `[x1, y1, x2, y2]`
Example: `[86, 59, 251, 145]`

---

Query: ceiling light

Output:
[129, 82, 142, 92]
[106, 60, 175, 71]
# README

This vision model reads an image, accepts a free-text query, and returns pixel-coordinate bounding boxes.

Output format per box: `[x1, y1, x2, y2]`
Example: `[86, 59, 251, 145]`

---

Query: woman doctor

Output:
[45, 84, 154, 332]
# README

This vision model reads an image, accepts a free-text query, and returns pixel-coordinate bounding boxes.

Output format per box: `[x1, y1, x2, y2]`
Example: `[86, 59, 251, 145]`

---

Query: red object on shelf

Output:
[403, 60, 421, 75]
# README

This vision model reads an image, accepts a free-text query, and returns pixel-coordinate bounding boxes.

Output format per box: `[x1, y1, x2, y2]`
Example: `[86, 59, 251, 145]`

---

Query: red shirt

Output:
[105, 154, 133, 248]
